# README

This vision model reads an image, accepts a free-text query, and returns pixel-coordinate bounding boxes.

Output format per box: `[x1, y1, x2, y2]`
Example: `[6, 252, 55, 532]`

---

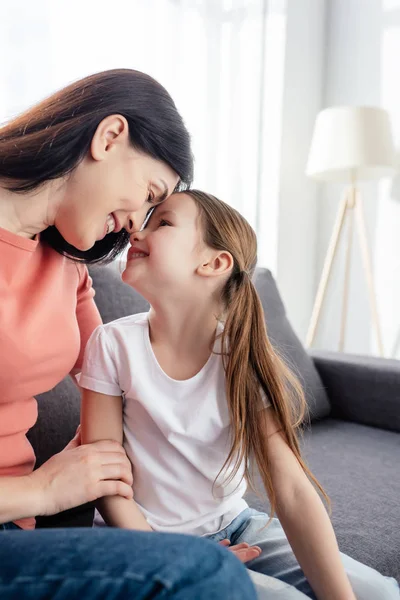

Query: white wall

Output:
[374, 2, 400, 359]
[274, 0, 327, 341]
[313, 0, 400, 357]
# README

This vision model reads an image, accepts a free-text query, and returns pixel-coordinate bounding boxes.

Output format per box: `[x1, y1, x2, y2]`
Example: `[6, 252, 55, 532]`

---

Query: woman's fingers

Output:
[100, 463, 133, 486]
[97, 480, 134, 500]
[63, 425, 81, 450]
[33, 439, 135, 516]
[91, 439, 128, 454]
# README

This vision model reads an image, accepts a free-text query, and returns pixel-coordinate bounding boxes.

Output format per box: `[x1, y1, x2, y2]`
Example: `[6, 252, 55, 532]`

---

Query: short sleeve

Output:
[73, 264, 102, 371]
[78, 325, 122, 397]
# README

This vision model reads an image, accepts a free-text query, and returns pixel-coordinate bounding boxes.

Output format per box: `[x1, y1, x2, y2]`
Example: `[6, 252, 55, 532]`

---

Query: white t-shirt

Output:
[79, 312, 269, 536]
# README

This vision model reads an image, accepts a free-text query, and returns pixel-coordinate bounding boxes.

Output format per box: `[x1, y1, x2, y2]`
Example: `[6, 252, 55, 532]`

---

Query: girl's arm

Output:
[261, 408, 356, 600]
[81, 388, 152, 531]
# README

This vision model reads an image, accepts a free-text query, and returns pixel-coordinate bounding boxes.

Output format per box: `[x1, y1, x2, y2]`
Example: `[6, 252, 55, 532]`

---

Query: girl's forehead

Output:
[164, 192, 198, 217]
[145, 192, 200, 230]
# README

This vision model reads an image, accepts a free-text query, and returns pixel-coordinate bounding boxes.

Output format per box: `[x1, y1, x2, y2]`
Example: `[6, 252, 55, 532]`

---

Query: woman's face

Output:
[54, 115, 180, 251]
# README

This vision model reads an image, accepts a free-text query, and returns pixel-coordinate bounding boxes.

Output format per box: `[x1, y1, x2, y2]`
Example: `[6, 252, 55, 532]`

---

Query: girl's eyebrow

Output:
[153, 208, 176, 218]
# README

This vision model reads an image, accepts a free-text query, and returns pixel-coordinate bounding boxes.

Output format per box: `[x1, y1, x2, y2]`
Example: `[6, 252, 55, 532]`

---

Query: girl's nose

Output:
[130, 230, 144, 243]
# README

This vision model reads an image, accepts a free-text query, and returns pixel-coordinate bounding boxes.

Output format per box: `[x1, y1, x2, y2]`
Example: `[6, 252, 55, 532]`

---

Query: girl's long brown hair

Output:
[186, 190, 329, 518]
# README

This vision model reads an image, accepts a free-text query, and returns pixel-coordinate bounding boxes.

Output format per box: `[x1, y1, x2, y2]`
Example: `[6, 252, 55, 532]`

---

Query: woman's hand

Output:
[219, 539, 262, 563]
[28, 428, 134, 517]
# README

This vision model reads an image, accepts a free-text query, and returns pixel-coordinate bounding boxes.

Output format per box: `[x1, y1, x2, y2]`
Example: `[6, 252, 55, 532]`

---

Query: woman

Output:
[0, 69, 256, 600]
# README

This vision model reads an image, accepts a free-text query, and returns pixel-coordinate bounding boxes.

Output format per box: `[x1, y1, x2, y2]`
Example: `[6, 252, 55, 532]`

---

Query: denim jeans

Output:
[207, 509, 400, 600]
[0, 523, 256, 599]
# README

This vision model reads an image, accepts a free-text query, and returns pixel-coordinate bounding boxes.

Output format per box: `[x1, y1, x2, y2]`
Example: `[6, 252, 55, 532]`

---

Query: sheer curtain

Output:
[0, 0, 286, 269]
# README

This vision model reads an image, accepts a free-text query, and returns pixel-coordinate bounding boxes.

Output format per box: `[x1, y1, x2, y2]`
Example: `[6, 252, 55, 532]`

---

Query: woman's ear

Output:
[197, 251, 234, 278]
[90, 114, 129, 161]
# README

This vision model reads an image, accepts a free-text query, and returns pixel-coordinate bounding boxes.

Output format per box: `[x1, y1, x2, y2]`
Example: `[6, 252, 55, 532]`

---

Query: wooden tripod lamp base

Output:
[305, 106, 396, 356]
[306, 186, 384, 355]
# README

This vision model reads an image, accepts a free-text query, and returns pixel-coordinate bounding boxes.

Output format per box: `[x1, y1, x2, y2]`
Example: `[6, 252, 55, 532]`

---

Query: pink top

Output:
[0, 226, 102, 529]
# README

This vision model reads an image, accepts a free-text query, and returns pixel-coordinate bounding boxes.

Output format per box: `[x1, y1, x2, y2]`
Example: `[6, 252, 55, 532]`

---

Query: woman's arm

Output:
[0, 434, 133, 524]
[0, 476, 42, 523]
[81, 388, 151, 531]
[261, 408, 356, 600]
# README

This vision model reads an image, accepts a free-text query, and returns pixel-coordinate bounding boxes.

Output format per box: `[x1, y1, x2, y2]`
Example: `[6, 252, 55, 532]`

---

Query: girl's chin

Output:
[121, 269, 133, 284]
[121, 269, 144, 292]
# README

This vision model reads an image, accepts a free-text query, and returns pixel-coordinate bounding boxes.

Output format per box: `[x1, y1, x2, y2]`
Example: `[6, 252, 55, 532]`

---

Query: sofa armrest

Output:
[309, 350, 400, 433]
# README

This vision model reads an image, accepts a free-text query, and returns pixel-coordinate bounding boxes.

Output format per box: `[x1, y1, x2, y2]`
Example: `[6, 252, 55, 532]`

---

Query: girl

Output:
[81, 190, 399, 600]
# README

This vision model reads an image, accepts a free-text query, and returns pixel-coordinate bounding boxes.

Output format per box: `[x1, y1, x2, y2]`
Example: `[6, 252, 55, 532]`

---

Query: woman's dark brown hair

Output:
[0, 69, 193, 263]
[185, 189, 329, 519]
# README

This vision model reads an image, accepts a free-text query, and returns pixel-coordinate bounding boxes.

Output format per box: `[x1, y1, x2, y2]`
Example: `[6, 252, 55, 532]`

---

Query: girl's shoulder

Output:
[103, 312, 149, 332]
[88, 312, 149, 349]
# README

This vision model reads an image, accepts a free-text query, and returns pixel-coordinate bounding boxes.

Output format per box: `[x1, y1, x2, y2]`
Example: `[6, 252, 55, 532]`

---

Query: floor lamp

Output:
[305, 106, 396, 356]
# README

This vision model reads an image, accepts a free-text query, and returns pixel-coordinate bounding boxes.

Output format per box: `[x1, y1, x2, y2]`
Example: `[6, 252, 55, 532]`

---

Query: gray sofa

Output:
[28, 266, 400, 582]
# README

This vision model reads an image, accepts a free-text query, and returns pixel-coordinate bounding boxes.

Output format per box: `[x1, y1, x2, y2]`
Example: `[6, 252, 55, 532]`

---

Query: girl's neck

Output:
[148, 299, 221, 361]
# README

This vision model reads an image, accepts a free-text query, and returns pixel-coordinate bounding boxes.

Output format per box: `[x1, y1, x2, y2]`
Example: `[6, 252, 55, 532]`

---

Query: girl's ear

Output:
[197, 250, 234, 278]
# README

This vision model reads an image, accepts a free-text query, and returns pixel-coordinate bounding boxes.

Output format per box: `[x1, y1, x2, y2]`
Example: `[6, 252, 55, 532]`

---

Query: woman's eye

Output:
[147, 191, 156, 204]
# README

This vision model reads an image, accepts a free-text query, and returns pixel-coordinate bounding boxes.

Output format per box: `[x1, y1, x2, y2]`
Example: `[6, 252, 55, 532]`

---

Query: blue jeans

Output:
[0, 523, 256, 599]
[207, 509, 400, 600]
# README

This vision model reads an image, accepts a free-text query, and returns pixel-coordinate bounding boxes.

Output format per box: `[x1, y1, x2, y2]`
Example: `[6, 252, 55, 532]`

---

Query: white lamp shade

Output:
[306, 106, 397, 182]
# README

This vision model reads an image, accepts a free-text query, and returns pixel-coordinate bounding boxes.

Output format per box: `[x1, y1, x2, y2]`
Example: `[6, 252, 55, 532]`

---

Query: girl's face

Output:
[122, 193, 207, 298]
[53, 116, 179, 251]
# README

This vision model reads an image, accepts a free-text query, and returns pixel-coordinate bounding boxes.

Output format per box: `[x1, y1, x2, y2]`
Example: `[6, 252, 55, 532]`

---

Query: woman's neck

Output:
[0, 180, 63, 238]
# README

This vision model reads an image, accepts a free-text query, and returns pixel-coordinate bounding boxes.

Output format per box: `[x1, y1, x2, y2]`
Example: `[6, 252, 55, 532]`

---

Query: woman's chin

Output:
[75, 238, 96, 252]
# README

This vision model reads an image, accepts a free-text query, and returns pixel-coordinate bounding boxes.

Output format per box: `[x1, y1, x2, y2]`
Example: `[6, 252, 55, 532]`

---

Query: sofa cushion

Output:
[89, 265, 331, 421]
[245, 419, 400, 581]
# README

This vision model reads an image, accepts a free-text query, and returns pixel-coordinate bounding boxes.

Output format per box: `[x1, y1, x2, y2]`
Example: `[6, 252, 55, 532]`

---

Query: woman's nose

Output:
[125, 205, 150, 235]
[125, 216, 139, 235]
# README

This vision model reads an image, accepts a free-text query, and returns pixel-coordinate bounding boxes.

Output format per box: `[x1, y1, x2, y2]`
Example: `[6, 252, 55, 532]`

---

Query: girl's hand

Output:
[28, 433, 134, 517]
[219, 539, 262, 563]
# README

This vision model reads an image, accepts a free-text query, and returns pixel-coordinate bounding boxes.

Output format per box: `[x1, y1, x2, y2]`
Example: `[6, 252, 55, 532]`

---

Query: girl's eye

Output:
[159, 219, 170, 227]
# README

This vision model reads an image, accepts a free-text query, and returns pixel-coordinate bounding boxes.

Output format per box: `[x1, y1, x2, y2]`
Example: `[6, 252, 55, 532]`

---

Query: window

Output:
[0, 0, 286, 268]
